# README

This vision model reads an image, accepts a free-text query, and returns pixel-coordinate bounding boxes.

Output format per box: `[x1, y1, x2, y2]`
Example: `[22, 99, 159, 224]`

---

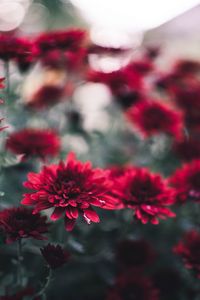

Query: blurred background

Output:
[0, 0, 199, 59]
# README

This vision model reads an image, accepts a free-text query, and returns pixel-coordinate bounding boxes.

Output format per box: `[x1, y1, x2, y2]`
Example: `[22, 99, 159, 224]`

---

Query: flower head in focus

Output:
[22, 152, 118, 231]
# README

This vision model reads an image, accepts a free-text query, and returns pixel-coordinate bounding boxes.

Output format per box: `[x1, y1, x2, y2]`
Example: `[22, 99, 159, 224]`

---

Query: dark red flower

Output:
[116, 239, 155, 269]
[173, 230, 200, 278]
[169, 160, 200, 204]
[127, 100, 183, 138]
[0, 77, 5, 89]
[35, 29, 86, 53]
[6, 128, 60, 160]
[88, 69, 143, 96]
[174, 59, 200, 75]
[22, 153, 118, 231]
[173, 136, 200, 162]
[40, 243, 70, 269]
[173, 84, 200, 129]
[106, 273, 159, 300]
[0, 34, 35, 62]
[114, 167, 175, 224]
[0, 207, 49, 244]
[40, 48, 86, 71]
[124, 60, 154, 75]
[26, 85, 64, 110]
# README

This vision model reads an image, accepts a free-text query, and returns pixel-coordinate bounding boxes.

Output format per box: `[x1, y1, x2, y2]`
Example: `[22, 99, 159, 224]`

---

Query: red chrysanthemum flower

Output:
[25, 84, 64, 110]
[173, 230, 200, 278]
[40, 243, 70, 269]
[173, 84, 200, 129]
[0, 34, 35, 62]
[40, 48, 86, 71]
[116, 239, 155, 269]
[173, 59, 200, 75]
[173, 136, 200, 162]
[126, 100, 183, 138]
[0, 207, 49, 244]
[124, 60, 154, 75]
[114, 167, 175, 224]
[6, 128, 60, 160]
[106, 273, 159, 300]
[35, 29, 86, 53]
[88, 69, 143, 96]
[169, 160, 200, 204]
[22, 153, 118, 231]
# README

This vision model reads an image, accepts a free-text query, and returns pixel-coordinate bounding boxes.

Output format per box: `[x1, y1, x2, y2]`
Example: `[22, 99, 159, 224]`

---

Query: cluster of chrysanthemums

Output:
[1, 27, 200, 299]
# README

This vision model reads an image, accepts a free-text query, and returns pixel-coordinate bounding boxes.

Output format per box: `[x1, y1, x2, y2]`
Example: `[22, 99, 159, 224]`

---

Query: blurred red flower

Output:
[127, 100, 183, 138]
[114, 167, 175, 224]
[88, 69, 143, 96]
[25, 84, 65, 110]
[6, 128, 60, 161]
[0, 34, 36, 64]
[41, 243, 70, 269]
[169, 160, 200, 204]
[35, 29, 86, 53]
[22, 153, 118, 231]
[173, 230, 200, 279]
[0, 207, 49, 244]
[106, 273, 159, 300]
[173, 136, 200, 162]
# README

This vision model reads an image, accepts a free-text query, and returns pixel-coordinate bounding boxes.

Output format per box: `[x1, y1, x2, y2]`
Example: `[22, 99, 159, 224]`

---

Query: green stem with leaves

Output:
[17, 239, 23, 287]
[34, 267, 52, 299]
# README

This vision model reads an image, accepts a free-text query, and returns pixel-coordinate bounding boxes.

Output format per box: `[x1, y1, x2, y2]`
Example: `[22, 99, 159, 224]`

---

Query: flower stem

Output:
[34, 267, 52, 299]
[17, 239, 23, 287]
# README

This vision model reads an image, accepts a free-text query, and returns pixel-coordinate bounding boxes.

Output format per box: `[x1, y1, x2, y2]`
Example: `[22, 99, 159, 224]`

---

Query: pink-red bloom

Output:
[0, 34, 36, 63]
[127, 100, 183, 138]
[169, 160, 200, 204]
[114, 167, 175, 224]
[35, 29, 86, 53]
[6, 128, 60, 160]
[106, 273, 159, 300]
[88, 69, 143, 96]
[40, 243, 70, 269]
[173, 230, 200, 278]
[0, 207, 49, 244]
[22, 153, 118, 231]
